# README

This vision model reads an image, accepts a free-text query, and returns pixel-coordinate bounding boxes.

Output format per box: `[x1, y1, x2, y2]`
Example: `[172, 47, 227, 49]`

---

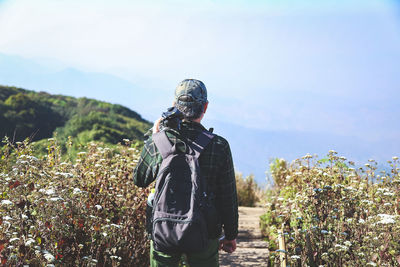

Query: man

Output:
[133, 79, 238, 267]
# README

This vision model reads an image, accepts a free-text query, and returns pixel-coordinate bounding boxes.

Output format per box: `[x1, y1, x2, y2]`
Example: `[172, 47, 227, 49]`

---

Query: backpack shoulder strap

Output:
[191, 131, 215, 157]
[152, 131, 173, 159]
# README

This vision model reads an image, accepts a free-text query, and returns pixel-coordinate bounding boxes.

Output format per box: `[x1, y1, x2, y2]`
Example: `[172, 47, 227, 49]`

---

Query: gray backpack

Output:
[151, 130, 214, 253]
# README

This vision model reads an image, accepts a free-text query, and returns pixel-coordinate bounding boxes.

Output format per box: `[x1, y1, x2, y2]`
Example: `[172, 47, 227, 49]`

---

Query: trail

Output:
[219, 206, 270, 267]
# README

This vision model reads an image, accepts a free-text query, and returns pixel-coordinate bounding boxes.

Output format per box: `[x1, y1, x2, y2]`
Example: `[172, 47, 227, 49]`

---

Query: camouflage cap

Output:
[174, 79, 207, 105]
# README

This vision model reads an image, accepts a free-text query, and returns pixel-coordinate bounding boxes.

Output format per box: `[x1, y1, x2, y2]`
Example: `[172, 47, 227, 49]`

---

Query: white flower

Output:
[344, 241, 352, 247]
[358, 218, 365, 224]
[392, 156, 399, 161]
[290, 255, 301, 260]
[345, 186, 355, 191]
[95, 205, 102, 210]
[73, 188, 82, 195]
[45, 189, 55, 195]
[1, 200, 13, 206]
[335, 244, 348, 251]
[49, 197, 63, 201]
[377, 214, 397, 224]
[102, 232, 108, 237]
[44, 253, 55, 262]
[25, 238, 35, 246]
[383, 192, 394, 197]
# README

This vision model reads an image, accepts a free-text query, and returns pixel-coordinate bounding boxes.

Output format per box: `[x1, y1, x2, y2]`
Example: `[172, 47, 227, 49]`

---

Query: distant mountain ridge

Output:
[0, 53, 165, 121]
[0, 85, 151, 145]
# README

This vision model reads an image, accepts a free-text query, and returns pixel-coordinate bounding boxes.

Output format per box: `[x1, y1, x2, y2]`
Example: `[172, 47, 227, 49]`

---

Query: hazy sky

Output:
[1, 0, 399, 142]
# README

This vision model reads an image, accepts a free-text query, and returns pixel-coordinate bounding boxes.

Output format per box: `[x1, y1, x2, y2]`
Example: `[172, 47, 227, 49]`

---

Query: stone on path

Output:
[219, 206, 270, 267]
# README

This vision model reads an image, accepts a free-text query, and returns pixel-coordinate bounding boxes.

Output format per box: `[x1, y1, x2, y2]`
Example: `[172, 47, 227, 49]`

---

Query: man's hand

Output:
[152, 118, 163, 134]
[219, 238, 236, 253]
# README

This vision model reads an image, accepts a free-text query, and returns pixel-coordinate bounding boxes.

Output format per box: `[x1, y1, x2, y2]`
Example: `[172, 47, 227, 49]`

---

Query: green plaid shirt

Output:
[133, 121, 238, 240]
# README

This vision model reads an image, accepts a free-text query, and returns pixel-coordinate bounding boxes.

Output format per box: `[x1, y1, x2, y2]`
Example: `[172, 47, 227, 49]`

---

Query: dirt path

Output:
[219, 206, 270, 266]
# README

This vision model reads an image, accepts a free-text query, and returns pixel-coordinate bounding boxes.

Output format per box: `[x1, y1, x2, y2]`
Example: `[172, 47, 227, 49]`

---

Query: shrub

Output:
[0, 137, 149, 266]
[261, 151, 400, 267]
[236, 173, 260, 207]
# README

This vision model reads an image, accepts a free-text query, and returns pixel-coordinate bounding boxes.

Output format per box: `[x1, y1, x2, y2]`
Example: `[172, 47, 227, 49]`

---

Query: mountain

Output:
[0, 85, 151, 145]
[209, 120, 400, 185]
[0, 53, 166, 120]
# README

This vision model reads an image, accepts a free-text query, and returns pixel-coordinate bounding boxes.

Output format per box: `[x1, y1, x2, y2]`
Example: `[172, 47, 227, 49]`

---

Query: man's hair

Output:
[175, 95, 205, 120]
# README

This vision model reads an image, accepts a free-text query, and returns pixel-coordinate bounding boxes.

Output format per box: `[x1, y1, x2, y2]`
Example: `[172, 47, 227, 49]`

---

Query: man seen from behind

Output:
[133, 79, 238, 267]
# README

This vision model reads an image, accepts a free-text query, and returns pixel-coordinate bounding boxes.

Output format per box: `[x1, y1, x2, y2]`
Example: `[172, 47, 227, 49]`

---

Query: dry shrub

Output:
[236, 173, 260, 207]
[0, 138, 149, 266]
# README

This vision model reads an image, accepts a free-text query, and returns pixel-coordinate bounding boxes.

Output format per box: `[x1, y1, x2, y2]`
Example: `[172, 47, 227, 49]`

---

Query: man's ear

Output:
[203, 102, 209, 113]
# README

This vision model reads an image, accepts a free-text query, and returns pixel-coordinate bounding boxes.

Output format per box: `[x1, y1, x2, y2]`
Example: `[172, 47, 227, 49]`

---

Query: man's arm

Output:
[216, 140, 238, 242]
[132, 136, 162, 188]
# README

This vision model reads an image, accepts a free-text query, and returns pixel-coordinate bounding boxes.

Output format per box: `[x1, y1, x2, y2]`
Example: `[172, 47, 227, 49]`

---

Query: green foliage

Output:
[0, 137, 149, 266]
[0, 85, 151, 146]
[236, 173, 260, 207]
[261, 151, 400, 267]
[1, 92, 64, 141]
[269, 158, 288, 187]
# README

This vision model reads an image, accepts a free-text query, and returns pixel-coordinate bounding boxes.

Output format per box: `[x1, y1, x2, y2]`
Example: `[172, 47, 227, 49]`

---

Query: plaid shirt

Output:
[133, 121, 238, 240]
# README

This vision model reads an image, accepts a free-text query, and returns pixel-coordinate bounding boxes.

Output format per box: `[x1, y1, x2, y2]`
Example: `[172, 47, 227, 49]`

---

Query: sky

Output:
[0, 0, 400, 180]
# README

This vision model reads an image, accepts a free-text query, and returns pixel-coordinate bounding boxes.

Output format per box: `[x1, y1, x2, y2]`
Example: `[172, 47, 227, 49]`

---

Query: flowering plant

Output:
[261, 151, 400, 266]
[0, 138, 149, 266]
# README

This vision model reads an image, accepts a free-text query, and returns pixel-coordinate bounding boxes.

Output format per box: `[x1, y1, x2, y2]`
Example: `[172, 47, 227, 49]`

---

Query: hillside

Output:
[0, 85, 151, 145]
